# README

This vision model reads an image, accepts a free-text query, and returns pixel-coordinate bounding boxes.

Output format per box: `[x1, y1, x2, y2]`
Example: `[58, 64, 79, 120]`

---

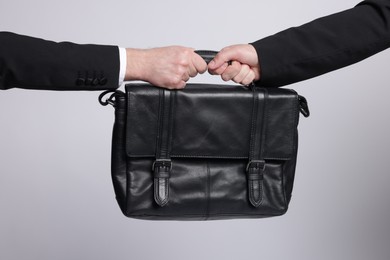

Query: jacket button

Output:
[99, 77, 108, 85]
[85, 78, 93, 86]
[76, 78, 85, 86]
[92, 78, 99, 86]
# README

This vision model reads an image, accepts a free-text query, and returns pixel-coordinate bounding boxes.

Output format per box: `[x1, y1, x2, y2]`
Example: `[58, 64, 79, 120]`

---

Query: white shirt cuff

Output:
[118, 47, 127, 86]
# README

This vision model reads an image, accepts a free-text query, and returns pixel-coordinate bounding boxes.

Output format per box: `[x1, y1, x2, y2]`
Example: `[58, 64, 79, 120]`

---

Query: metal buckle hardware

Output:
[152, 159, 172, 172]
[246, 160, 266, 172]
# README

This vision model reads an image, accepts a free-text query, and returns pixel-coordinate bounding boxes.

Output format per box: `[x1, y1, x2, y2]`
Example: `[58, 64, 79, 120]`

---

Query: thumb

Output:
[209, 49, 234, 70]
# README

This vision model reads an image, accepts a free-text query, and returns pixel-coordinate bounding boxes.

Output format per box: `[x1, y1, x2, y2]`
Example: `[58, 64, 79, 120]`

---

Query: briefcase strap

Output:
[246, 87, 268, 207]
[152, 89, 175, 207]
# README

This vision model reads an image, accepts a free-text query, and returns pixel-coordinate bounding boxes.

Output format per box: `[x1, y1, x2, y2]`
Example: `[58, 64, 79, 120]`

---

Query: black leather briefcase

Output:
[99, 83, 309, 220]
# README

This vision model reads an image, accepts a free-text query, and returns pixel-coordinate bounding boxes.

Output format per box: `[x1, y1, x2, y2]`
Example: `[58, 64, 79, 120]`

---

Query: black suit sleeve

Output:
[0, 32, 120, 90]
[251, 0, 390, 87]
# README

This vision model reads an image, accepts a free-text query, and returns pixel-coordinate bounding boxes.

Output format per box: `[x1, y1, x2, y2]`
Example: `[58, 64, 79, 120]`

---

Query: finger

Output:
[176, 80, 186, 89]
[182, 72, 190, 82]
[162, 74, 188, 89]
[221, 61, 241, 81]
[166, 79, 186, 89]
[192, 52, 208, 74]
[208, 47, 235, 70]
[232, 64, 250, 84]
[241, 70, 256, 86]
[208, 62, 229, 75]
[188, 62, 198, 78]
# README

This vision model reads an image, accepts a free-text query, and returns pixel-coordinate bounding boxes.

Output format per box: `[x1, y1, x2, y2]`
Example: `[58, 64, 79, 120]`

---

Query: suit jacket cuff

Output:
[118, 47, 127, 87]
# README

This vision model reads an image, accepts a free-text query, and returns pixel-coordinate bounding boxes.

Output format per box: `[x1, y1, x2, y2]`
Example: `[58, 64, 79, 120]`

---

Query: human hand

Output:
[125, 46, 207, 89]
[208, 44, 261, 86]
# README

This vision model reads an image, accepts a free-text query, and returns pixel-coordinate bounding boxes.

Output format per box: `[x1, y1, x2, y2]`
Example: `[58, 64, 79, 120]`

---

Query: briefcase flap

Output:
[125, 83, 300, 160]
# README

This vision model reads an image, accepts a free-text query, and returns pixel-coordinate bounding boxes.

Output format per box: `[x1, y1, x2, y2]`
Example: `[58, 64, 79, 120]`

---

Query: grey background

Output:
[1, 0, 389, 259]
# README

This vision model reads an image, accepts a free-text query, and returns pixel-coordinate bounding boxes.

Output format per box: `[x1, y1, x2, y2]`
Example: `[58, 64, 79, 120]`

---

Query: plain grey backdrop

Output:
[1, 0, 389, 259]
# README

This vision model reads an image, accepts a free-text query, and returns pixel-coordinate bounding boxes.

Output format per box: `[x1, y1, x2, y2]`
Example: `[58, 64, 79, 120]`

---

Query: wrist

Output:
[124, 48, 147, 81]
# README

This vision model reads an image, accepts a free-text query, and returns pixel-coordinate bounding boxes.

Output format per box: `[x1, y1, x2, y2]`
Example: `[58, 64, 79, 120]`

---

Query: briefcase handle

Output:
[195, 50, 218, 64]
[99, 50, 217, 107]
[100, 50, 310, 117]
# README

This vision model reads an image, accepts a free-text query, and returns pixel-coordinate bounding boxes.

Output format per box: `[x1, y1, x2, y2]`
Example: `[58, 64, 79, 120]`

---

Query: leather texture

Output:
[109, 83, 303, 220]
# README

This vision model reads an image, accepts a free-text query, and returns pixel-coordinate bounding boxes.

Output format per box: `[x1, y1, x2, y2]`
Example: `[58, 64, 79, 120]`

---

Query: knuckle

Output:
[222, 46, 232, 53]
[172, 80, 185, 89]
[176, 66, 187, 76]
[180, 55, 190, 64]
[233, 62, 241, 69]
[233, 74, 243, 83]
[221, 74, 230, 82]
[208, 69, 217, 75]
[168, 76, 181, 87]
